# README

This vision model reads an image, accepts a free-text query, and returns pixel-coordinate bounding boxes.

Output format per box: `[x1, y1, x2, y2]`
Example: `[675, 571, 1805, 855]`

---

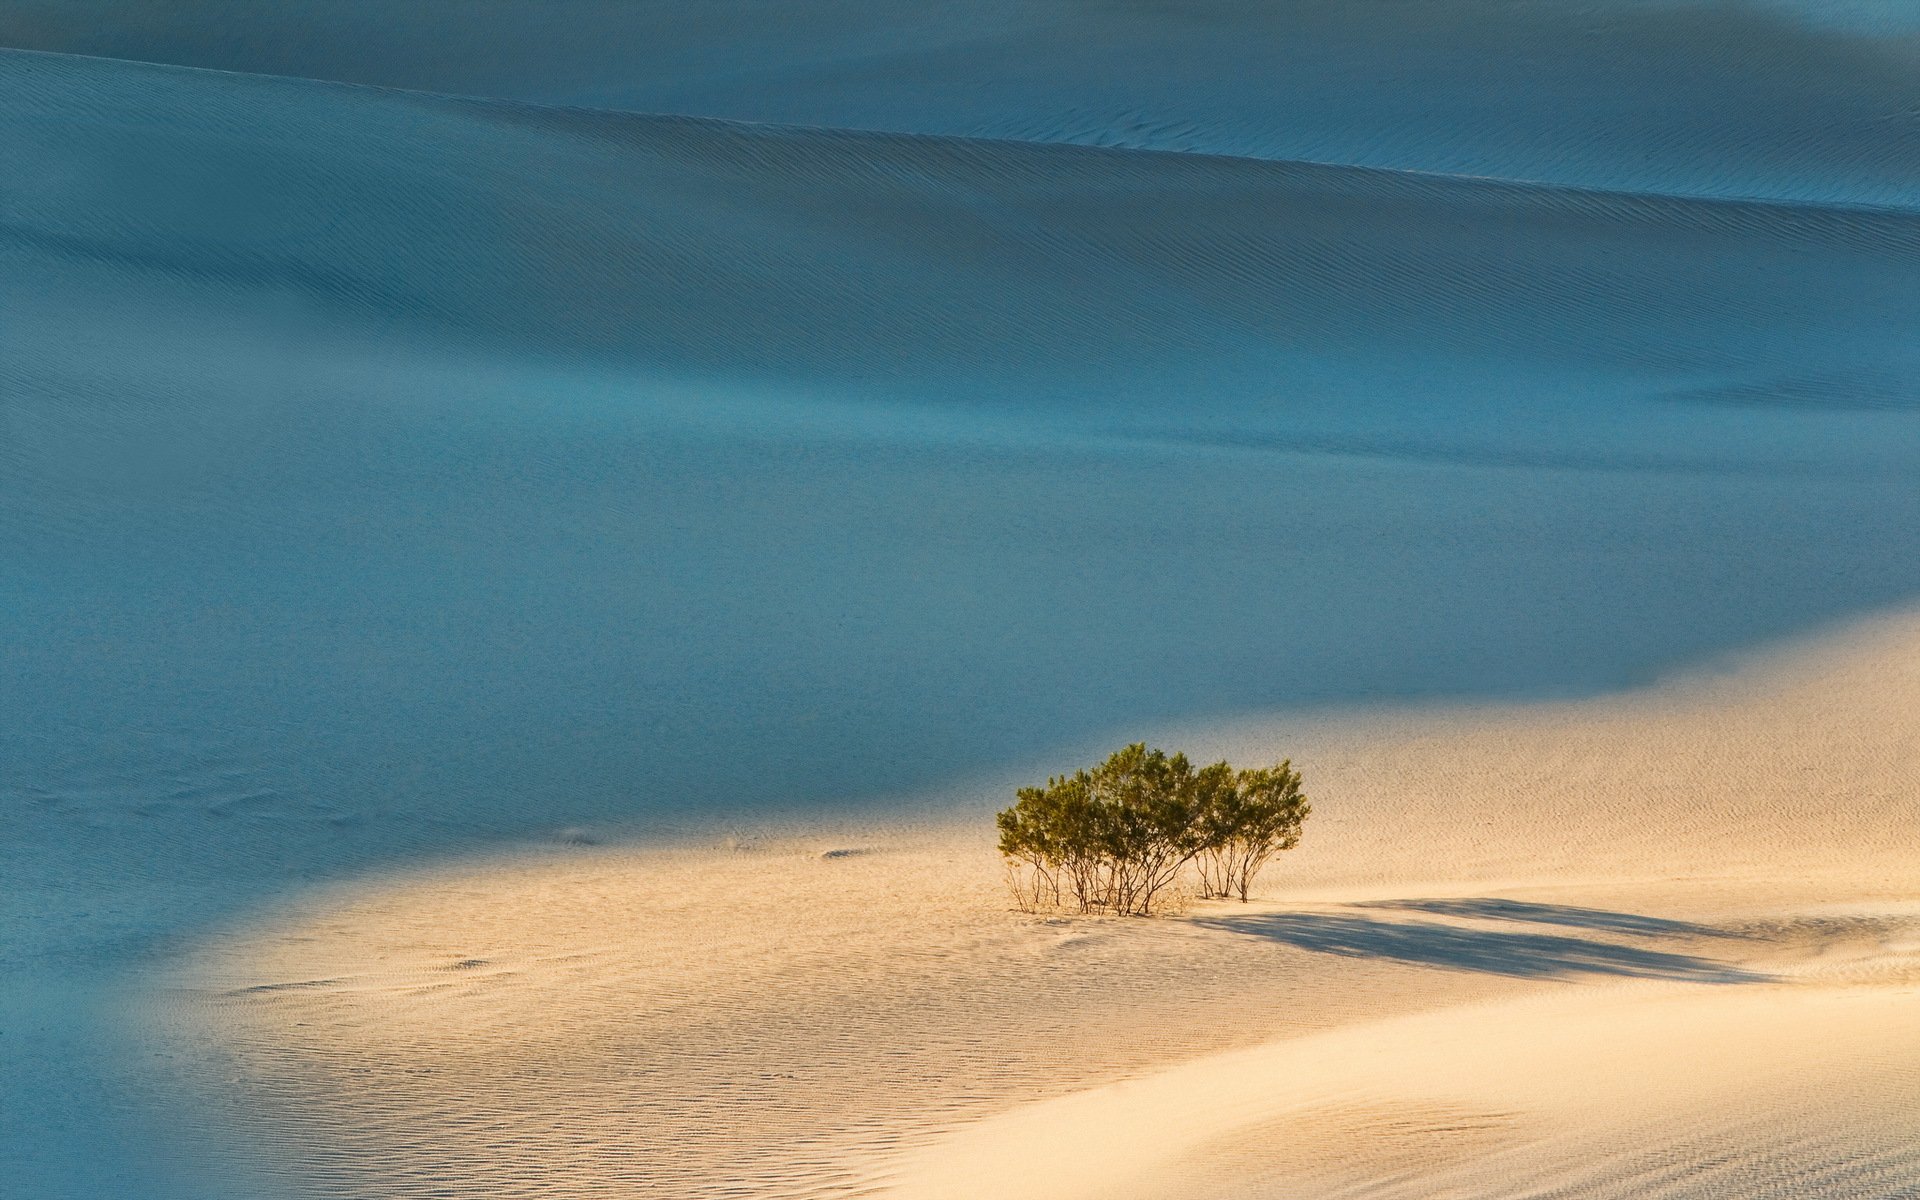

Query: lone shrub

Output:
[997, 744, 1310, 916]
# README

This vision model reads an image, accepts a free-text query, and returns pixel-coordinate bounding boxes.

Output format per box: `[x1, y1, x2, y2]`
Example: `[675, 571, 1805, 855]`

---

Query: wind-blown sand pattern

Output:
[5, 2, 1919, 1196]
[161, 611, 1920, 1198]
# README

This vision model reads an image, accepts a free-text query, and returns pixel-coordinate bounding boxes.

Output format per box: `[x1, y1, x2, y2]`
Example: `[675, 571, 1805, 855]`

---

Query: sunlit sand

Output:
[8, 4, 1918, 1194]
[160, 610, 1920, 1198]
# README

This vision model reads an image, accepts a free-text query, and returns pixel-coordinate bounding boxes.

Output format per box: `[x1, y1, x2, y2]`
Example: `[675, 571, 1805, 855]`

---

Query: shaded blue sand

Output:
[3, 34, 1920, 1200]
[2, 0, 1916, 206]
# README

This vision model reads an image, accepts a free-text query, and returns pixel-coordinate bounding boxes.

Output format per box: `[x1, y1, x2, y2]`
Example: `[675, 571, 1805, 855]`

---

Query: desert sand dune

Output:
[6, 7, 1919, 1196]
[894, 984, 1920, 1200]
[158, 609, 1920, 1198]
[8, 48, 1917, 428]
[14, 48, 1920, 892]
[3, 1, 1916, 205]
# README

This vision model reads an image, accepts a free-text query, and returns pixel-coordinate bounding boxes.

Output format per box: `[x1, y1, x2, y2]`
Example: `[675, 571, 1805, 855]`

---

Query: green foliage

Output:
[996, 744, 1310, 916]
[1194, 760, 1309, 902]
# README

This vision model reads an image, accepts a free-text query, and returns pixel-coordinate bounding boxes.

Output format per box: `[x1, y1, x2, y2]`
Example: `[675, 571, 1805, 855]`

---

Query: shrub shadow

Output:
[1352, 897, 1750, 941]
[1195, 905, 1766, 983]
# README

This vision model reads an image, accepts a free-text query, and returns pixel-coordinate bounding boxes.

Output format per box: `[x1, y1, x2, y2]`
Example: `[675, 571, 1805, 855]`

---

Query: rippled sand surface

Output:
[4, 3, 1918, 1195]
[163, 613, 1920, 1198]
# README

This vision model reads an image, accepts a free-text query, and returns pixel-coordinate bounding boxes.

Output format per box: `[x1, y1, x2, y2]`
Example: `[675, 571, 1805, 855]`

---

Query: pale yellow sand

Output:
[156, 610, 1920, 1198]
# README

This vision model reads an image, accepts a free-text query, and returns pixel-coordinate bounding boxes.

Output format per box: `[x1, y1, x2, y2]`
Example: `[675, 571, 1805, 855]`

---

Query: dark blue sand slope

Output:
[3, 30, 1920, 1200]
[3, 0, 1917, 206]
[7, 51, 1918, 445]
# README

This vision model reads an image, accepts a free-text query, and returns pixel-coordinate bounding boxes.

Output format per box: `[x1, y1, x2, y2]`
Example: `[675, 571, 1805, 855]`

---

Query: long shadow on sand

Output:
[1352, 898, 1751, 941]
[1195, 903, 1765, 983]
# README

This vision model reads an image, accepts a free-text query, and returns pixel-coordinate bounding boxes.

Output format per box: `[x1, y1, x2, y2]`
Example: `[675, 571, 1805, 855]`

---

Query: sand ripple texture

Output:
[161, 613, 1920, 1199]
[7, 4, 1920, 1198]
